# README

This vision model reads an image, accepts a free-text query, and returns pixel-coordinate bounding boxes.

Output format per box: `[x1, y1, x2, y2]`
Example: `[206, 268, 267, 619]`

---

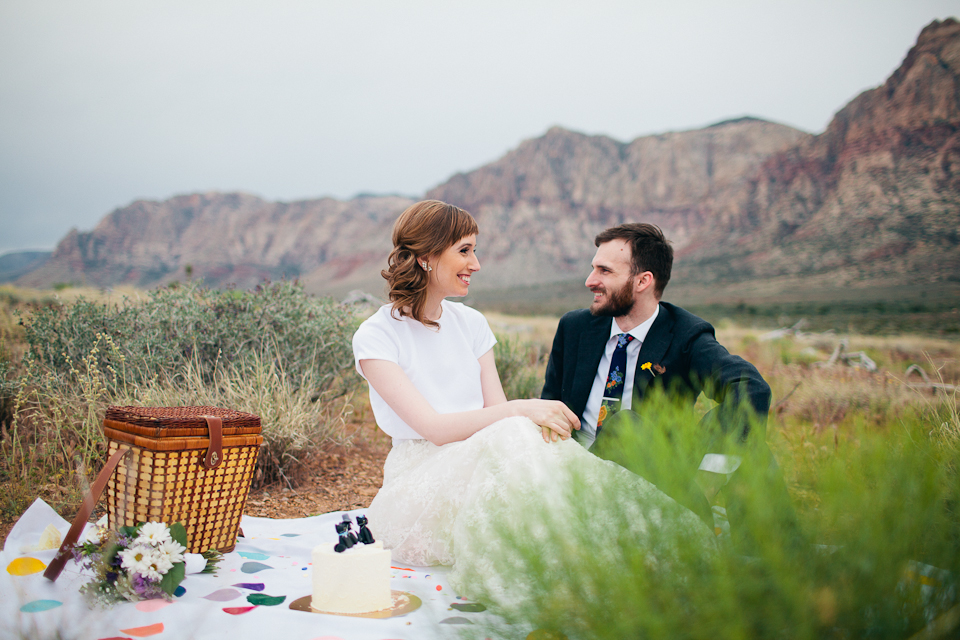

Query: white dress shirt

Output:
[580, 304, 660, 449]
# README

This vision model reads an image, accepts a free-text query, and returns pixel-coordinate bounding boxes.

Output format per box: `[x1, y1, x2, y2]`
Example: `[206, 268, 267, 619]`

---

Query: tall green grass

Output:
[112, 353, 355, 488]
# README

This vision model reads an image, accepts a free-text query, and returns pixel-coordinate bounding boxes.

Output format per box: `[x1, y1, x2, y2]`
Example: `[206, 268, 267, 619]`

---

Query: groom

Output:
[541, 223, 789, 541]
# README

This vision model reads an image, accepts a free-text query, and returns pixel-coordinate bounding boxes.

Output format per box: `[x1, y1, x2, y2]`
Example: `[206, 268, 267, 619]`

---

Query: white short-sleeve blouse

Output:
[352, 300, 497, 441]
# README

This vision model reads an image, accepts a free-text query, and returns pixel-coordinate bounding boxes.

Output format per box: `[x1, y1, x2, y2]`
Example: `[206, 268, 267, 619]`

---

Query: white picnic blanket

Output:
[1, 499, 504, 640]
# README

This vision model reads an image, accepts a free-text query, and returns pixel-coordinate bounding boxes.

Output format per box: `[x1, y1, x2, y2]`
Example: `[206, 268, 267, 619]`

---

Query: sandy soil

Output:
[243, 420, 391, 520]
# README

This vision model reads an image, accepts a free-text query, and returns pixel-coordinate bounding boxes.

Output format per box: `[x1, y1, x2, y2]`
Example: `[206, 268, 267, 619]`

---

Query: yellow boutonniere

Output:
[641, 362, 656, 377]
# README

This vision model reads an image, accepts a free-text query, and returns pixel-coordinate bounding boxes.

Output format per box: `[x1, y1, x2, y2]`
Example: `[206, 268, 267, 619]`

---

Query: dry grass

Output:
[485, 311, 562, 347]
[116, 354, 356, 488]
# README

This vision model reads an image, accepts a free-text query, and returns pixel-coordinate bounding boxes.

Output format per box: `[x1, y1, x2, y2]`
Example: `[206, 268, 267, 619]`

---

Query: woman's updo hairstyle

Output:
[383, 199, 478, 328]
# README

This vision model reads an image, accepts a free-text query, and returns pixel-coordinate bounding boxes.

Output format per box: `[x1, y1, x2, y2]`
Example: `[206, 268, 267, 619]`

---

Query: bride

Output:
[354, 200, 715, 608]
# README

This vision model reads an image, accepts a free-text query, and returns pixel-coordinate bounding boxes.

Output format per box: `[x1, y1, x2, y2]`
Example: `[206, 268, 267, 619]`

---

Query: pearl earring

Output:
[421, 262, 432, 272]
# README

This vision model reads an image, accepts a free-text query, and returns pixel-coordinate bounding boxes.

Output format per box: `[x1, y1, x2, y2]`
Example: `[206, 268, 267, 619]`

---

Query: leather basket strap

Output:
[44, 446, 131, 581]
[202, 415, 223, 469]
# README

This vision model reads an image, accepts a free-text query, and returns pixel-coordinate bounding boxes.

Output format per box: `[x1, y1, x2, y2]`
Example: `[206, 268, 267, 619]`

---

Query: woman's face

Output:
[427, 234, 480, 299]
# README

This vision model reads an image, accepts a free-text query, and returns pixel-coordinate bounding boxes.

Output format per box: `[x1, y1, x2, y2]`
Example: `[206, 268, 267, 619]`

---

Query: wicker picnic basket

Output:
[45, 405, 263, 581]
[102, 406, 263, 553]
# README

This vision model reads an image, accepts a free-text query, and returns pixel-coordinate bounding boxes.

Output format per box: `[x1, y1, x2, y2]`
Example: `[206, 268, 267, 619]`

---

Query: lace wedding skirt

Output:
[367, 417, 716, 609]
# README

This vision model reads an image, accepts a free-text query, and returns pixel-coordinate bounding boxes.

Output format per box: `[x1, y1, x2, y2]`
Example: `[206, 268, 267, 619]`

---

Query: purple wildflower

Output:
[131, 574, 150, 599]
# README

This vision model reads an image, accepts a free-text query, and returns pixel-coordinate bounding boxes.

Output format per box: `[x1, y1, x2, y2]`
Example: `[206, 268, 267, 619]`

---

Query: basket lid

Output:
[104, 405, 262, 438]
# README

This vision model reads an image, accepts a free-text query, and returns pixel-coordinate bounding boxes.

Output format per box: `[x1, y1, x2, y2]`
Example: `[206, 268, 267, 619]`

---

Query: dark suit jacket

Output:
[541, 302, 771, 442]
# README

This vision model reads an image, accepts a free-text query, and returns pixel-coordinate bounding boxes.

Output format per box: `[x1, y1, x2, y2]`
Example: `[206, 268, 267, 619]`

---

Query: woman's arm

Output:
[478, 350, 566, 443]
[359, 356, 580, 446]
[478, 349, 508, 407]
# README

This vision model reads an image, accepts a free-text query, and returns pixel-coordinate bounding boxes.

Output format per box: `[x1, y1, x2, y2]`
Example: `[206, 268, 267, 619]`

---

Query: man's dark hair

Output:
[595, 223, 673, 298]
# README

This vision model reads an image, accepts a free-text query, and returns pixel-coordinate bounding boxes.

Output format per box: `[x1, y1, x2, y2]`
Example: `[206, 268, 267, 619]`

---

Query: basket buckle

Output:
[202, 415, 224, 470]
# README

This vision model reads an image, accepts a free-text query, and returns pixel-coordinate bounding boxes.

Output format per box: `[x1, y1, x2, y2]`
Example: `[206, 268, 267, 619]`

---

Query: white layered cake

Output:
[311, 541, 393, 614]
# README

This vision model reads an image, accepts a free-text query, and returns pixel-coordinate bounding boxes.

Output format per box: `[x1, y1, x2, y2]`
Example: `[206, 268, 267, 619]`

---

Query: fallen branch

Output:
[816, 339, 878, 372]
[760, 319, 809, 341]
[903, 364, 958, 394]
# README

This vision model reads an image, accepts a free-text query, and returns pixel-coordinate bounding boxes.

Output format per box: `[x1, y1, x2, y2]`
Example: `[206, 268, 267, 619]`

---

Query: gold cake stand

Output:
[289, 590, 422, 619]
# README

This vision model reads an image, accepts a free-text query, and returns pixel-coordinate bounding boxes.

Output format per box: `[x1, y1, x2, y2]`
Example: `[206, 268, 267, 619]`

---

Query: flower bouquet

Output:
[73, 521, 217, 606]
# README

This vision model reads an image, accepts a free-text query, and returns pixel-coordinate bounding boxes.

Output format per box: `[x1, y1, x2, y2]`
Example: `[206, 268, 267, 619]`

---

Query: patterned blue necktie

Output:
[597, 333, 634, 432]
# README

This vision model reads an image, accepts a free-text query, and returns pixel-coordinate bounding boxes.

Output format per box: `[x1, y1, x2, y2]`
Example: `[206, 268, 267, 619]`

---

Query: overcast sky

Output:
[1, 1, 956, 254]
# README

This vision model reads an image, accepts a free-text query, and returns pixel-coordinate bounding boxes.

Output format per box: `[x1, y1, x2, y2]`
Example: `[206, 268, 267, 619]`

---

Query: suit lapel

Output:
[573, 315, 611, 412]
[633, 304, 674, 402]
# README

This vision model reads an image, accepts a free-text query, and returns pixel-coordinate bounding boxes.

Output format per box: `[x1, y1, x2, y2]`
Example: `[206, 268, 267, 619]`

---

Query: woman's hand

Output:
[510, 399, 580, 443]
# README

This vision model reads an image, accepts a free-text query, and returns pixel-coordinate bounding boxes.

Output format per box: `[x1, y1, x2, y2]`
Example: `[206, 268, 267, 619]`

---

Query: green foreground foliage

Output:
[467, 390, 960, 640]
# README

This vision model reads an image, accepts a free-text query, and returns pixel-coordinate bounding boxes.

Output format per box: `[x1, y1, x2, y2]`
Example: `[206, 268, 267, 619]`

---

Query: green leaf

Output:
[169, 522, 188, 548]
[159, 561, 186, 596]
[119, 525, 140, 538]
[78, 540, 99, 554]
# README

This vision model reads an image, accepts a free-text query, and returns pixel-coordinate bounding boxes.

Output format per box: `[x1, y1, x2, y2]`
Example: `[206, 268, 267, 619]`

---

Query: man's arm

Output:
[687, 326, 771, 438]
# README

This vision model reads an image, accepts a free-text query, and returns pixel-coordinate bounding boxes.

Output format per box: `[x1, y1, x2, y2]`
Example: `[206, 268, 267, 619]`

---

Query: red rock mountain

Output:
[693, 18, 960, 288]
[19, 194, 415, 294]
[19, 19, 960, 299]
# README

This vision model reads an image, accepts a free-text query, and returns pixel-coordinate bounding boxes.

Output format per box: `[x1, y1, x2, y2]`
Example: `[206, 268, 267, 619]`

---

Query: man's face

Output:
[586, 239, 637, 317]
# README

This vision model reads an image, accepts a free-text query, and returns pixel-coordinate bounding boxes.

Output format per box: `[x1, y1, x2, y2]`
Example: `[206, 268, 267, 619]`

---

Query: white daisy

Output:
[119, 545, 152, 575]
[151, 550, 174, 576]
[159, 539, 186, 564]
[137, 548, 166, 581]
[136, 522, 171, 546]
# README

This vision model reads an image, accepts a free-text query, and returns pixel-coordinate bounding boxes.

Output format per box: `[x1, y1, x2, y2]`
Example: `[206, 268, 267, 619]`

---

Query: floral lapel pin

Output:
[641, 362, 666, 377]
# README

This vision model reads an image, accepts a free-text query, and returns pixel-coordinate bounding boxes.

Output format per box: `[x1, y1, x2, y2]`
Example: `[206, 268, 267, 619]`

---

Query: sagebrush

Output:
[1, 281, 360, 518]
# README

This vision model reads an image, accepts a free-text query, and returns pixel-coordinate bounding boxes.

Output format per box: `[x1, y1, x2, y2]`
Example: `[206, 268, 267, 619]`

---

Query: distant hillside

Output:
[17, 19, 960, 302]
[18, 194, 414, 295]
[0, 251, 50, 283]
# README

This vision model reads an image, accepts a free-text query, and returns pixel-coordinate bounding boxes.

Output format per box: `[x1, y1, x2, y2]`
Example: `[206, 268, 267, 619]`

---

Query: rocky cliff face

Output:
[695, 18, 960, 287]
[426, 118, 810, 288]
[19, 19, 960, 298]
[19, 193, 414, 293]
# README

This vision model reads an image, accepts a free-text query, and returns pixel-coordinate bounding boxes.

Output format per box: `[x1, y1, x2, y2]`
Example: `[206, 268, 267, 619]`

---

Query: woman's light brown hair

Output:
[382, 200, 479, 328]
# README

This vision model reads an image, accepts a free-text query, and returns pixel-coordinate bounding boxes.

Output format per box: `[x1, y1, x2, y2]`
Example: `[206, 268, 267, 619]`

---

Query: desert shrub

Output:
[778, 368, 915, 430]
[0, 339, 15, 428]
[4, 281, 359, 496]
[21, 280, 356, 397]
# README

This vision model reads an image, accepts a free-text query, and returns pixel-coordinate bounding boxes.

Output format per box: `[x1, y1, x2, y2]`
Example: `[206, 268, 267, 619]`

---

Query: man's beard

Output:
[589, 277, 635, 317]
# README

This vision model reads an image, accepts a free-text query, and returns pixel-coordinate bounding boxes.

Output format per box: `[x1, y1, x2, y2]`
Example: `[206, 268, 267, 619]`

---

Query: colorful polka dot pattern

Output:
[7, 522, 494, 637]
